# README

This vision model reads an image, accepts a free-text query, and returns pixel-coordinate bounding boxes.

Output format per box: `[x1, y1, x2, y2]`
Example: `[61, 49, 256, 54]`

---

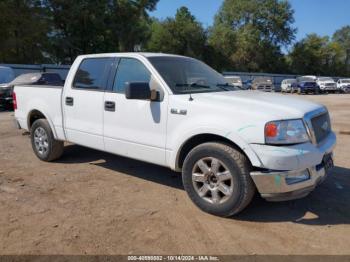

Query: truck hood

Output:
[189, 90, 323, 119]
[317, 81, 336, 84]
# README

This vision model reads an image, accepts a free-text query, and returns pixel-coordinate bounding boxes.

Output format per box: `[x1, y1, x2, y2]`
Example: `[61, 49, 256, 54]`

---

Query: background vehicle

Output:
[0, 66, 15, 110]
[0, 72, 63, 110]
[13, 53, 336, 217]
[0, 87, 14, 110]
[251, 76, 274, 92]
[336, 78, 350, 93]
[10, 72, 63, 87]
[281, 79, 297, 93]
[224, 76, 243, 89]
[243, 79, 253, 90]
[316, 77, 337, 93]
[292, 76, 319, 94]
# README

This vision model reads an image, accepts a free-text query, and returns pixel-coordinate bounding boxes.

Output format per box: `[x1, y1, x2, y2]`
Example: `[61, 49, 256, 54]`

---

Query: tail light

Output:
[12, 91, 17, 110]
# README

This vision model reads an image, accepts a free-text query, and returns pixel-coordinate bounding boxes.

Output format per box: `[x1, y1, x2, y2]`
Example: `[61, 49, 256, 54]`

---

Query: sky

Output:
[150, 0, 350, 45]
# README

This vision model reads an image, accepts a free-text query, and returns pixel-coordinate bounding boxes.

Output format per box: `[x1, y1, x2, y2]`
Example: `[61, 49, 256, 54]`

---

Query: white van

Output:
[281, 79, 297, 93]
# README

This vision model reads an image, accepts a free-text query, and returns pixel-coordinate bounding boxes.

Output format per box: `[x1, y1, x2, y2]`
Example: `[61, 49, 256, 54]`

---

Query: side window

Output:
[73, 58, 113, 90]
[113, 58, 151, 93]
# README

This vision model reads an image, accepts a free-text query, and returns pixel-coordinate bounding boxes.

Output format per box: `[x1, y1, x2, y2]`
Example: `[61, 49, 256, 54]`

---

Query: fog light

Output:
[285, 169, 310, 185]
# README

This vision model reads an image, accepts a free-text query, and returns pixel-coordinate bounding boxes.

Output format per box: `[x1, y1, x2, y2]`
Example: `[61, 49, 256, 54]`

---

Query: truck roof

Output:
[77, 52, 187, 59]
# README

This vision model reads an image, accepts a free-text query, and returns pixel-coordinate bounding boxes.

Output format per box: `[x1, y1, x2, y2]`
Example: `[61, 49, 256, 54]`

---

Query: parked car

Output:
[0, 66, 15, 110]
[251, 76, 274, 92]
[316, 77, 337, 93]
[281, 79, 297, 93]
[292, 76, 319, 94]
[336, 78, 350, 93]
[0, 86, 14, 110]
[10, 72, 63, 87]
[14, 53, 336, 217]
[0, 72, 63, 110]
[224, 76, 243, 89]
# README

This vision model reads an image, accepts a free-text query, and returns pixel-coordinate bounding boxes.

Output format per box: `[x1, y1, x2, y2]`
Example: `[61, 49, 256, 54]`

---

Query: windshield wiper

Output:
[175, 83, 211, 89]
[216, 83, 239, 91]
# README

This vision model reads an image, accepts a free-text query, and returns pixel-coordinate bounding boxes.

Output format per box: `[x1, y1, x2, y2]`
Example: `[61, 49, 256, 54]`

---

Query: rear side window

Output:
[39, 73, 63, 86]
[73, 58, 113, 90]
[113, 58, 151, 93]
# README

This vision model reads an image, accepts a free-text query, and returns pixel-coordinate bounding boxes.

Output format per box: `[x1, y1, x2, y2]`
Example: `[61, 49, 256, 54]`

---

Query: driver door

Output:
[103, 57, 168, 166]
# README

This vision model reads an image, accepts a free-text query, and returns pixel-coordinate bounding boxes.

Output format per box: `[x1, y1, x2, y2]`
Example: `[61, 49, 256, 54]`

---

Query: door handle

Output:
[65, 97, 74, 106]
[104, 101, 116, 112]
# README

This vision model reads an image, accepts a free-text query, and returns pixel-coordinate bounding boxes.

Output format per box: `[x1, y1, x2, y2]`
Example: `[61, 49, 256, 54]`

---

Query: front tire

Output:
[182, 142, 256, 217]
[30, 119, 64, 161]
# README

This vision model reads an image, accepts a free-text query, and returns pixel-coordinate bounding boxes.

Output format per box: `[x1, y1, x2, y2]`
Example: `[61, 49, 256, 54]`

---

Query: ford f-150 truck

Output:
[13, 53, 336, 217]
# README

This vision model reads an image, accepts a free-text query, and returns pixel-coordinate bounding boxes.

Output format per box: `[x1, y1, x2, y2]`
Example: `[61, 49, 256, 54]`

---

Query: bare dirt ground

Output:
[0, 93, 349, 255]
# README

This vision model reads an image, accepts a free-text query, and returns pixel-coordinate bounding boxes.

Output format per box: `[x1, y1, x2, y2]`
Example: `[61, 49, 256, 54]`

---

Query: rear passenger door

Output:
[63, 57, 114, 150]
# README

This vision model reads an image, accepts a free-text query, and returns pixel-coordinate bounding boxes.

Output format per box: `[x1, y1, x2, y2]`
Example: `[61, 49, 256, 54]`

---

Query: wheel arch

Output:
[27, 109, 58, 138]
[174, 133, 262, 172]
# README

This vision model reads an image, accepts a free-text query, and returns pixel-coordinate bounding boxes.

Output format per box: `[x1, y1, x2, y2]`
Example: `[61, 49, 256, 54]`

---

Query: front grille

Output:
[311, 112, 331, 143]
[325, 83, 335, 87]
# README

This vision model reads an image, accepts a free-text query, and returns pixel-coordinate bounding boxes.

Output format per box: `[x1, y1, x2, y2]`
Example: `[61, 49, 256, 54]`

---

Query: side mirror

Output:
[125, 82, 160, 101]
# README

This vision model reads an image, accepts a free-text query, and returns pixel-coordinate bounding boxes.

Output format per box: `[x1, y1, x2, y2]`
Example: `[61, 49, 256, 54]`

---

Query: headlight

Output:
[265, 119, 310, 145]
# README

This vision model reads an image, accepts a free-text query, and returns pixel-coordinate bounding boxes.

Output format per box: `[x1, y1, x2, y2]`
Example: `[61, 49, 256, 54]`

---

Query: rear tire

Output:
[182, 142, 256, 217]
[30, 119, 64, 162]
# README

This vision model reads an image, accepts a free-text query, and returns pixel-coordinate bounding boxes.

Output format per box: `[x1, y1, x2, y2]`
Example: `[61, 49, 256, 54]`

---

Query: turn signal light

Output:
[265, 122, 278, 137]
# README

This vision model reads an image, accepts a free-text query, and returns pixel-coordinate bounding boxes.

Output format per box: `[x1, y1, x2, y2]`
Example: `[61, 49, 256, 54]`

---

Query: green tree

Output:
[332, 26, 350, 73]
[146, 7, 207, 60]
[44, 0, 158, 63]
[0, 0, 50, 63]
[288, 34, 345, 76]
[209, 0, 296, 72]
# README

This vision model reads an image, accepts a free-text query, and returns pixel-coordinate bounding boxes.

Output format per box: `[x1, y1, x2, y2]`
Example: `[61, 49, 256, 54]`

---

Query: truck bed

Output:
[14, 85, 66, 140]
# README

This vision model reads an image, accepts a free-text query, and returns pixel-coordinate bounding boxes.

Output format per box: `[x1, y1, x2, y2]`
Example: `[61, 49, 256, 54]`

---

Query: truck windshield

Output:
[298, 77, 315, 82]
[147, 56, 237, 94]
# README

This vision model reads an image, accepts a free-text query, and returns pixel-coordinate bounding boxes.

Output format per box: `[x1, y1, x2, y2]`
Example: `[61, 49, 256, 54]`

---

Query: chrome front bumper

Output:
[250, 162, 331, 201]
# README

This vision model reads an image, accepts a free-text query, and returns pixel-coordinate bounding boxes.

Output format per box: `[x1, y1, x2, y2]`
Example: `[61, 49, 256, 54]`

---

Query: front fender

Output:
[166, 126, 264, 171]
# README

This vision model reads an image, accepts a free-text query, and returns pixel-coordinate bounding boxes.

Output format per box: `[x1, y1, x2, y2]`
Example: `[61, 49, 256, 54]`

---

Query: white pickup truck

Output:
[316, 77, 337, 93]
[13, 53, 336, 217]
